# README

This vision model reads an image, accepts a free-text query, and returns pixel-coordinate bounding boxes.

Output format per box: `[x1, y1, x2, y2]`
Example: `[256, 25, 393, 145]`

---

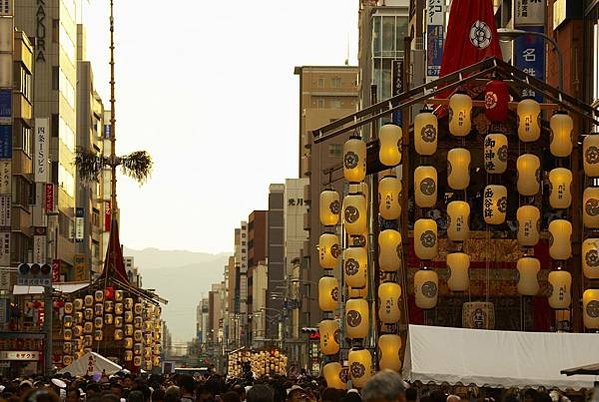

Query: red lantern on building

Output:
[105, 287, 115, 300]
[485, 80, 509, 122]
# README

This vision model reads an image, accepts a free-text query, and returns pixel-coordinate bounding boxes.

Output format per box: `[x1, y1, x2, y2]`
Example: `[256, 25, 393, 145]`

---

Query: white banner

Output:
[75, 216, 84, 241]
[514, 0, 546, 26]
[0, 160, 10, 194]
[33, 235, 46, 263]
[426, 0, 445, 26]
[0, 351, 40, 361]
[0, 232, 9, 266]
[0, 195, 9, 227]
[34, 118, 49, 183]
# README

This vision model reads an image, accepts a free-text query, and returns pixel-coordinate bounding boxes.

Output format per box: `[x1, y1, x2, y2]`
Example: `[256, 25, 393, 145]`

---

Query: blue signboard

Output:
[0, 91, 10, 119]
[426, 25, 444, 78]
[103, 124, 111, 139]
[514, 25, 545, 102]
[0, 126, 11, 159]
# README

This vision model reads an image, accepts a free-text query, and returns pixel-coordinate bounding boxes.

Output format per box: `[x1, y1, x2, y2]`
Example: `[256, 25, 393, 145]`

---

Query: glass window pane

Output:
[382, 17, 395, 53]
[395, 17, 408, 54]
[373, 16, 381, 56]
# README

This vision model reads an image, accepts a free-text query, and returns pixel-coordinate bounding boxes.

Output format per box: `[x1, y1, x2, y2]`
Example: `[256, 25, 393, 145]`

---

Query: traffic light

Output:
[301, 327, 320, 340]
[17, 263, 52, 286]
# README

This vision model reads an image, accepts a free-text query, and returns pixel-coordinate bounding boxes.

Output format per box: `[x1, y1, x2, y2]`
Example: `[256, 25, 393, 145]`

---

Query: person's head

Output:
[18, 381, 33, 396]
[196, 385, 214, 402]
[362, 370, 406, 402]
[341, 391, 362, 402]
[446, 396, 460, 402]
[152, 389, 166, 402]
[405, 389, 417, 402]
[100, 393, 121, 402]
[321, 388, 346, 402]
[178, 376, 196, 396]
[232, 385, 246, 402]
[123, 376, 134, 390]
[110, 384, 124, 398]
[222, 392, 241, 402]
[22, 388, 60, 402]
[246, 385, 274, 402]
[128, 390, 146, 402]
[66, 388, 80, 402]
[87, 384, 102, 397]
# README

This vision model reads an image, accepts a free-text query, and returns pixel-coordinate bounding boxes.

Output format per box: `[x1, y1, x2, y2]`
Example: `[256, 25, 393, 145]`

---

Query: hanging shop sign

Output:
[514, 0, 546, 26]
[0, 125, 11, 159]
[0, 160, 10, 194]
[0, 90, 10, 120]
[0, 194, 9, 228]
[34, 118, 49, 182]
[0, 351, 40, 361]
[45, 183, 54, 212]
[0, 232, 8, 266]
[75, 207, 84, 242]
[514, 26, 545, 102]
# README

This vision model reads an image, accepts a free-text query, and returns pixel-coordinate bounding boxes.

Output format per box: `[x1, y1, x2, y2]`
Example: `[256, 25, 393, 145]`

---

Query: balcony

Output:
[11, 206, 32, 233]
[12, 93, 32, 121]
[12, 150, 32, 176]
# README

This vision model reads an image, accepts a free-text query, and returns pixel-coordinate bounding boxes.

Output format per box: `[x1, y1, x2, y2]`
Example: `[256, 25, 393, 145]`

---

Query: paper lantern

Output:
[447, 252, 470, 292]
[379, 124, 402, 166]
[414, 111, 437, 155]
[348, 348, 372, 389]
[153, 356, 161, 367]
[550, 111, 573, 157]
[104, 301, 114, 313]
[95, 303, 104, 317]
[484, 133, 508, 174]
[345, 298, 369, 339]
[548, 168, 572, 209]
[318, 276, 339, 312]
[73, 325, 82, 337]
[414, 219, 437, 260]
[63, 342, 72, 355]
[378, 176, 401, 220]
[94, 290, 104, 302]
[484, 80, 509, 122]
[343, 193, 367, 235]
[516, 257, 540, 296]
[94, 330, 103, 341]
[517, 98, 541, 142]
[84, 322, 93, 334]
[483, 185, 507, 225]
[582, 238, 599, 279]
[320, 189, 340, 226]
[319, 233, 340, 269]
[516, 206, 540, 247]
[378, 282, 401, 324]
[517, 154, 540, 196]
[124, 337, 134, 349]
[74, 299, 83, 311]
[125, 298, 133, 310]
[414, 166, 437, 208]
[344, 137, 366, 182]
[125, 324, 133, 336]
[322, 362, 346, 390]
[584, 187, 599, 228]
[84, 308, 94, 321]
[125, 311, 133, 323]
[115, 290, 124, 301]
[549, 219, 572, 260]
[64, 302, 73, 314]
[319, 319, 340, 355]
[84, 295, 94, 307]
[114, 316, 123, 328]
[133, 356, 142, 367]
[84, 335, 93, 347]
[63, 355, 73, 366]
[63, 315, 73, 328]
[583, 289, 599, 329]
[378, 334, 402, 372]
[583, 134, 599, 177]
[115, 303, 123, 315]
[548, 270, 572, 309]
[447, 201, 470, 242]
[114, 329, 124, 340]
[63, 329, 72, 341]
[134, 316, 143, 329]
[344, 247, 368, 288]
[447, 148, 471, 190]
[134, 303, 143, 315]
[414, 269, 438, 309]
[75, 312, 83, 324]
[350, 232, 368, 248]
[378, 229, 401, 272]
[94, 317, 103, 329]
[449, 93, 472, 136]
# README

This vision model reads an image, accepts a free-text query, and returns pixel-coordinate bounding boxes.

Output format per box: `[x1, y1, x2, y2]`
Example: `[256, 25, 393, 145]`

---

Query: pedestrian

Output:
[362, 370, 406, 402]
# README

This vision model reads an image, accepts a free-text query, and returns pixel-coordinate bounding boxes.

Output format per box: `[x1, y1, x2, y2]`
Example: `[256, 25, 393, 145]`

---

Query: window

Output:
[58, 163, 75, 197]
[59, 68, 75, 108]
[20, 67, 32, 101]
[11, 176, 32, 207]
[316, 98, 325, 109]
[21, 125, 31, 157]
[59, 115, 75, 151]
[331, 77, 341, 88]
[317, 78, 325, 88]
[242, 241, 246, 246]
[330, 99, 342, 109]
[328, 143, 343, 158]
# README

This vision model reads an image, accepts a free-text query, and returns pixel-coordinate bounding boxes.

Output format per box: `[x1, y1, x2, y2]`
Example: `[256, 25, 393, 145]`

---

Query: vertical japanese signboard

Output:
[426, 0, 445, 82]
[0, 194, 9, 228]
[44, 183, 54, 212]
[34, 118, 49, 183]
[0, 160, 9, 194]
[74, 254, 86, 281]
[0, 232, 9, 266]
[0, 90, 10, 121]
[33, 227, 47, 263]
[75, 207, 84, 242]
[391, 60, 404, 126]
[514, 0, 546, 26]
[0, 125, 10, 159]
[514, 26, 546, 101]
[52, 260, 61, 283]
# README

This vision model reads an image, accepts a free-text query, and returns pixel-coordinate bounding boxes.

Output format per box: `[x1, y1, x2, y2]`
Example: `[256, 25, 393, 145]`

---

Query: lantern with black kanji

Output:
[378, 176, 401, 220]
[319, 233, 340, 269]
[320, 189, 340, 226]
[483, 185, 507, 225]
[447, 201, 470, 242]
[449, 93, 472, 136]
[584, 134, 599, 177]
[378, 282, 401, 324]
[549, 168, 572, 209]
[484, 133, 508, 174]
[517, 205, 540, 247]
[582, 238, 599, 279]
[548, 269, 572, 309]
[319, 319, 340, 355]
[343, 247, 368, 289]
[517, 98, 541, 142]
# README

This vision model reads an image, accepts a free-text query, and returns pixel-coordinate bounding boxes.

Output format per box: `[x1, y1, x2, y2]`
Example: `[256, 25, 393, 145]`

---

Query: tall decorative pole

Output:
[109, 0, 117, 216]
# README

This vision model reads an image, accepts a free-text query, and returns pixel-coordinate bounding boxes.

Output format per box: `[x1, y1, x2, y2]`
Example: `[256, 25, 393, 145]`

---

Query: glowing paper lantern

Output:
[549, 219, 572, 260]
[378, 176, 402, 220]
[447, 148, 471, 190]
[516, 257, 540, 296]
[582, 238, 599, 279]
[379, 124, 402, 166]
[378, 229, 401, 272]
[447, 201, 470, 242]
[348, 348, 372, 389]
[319, 319, 340, 355]
[414, 219, 437, 260]
[517, 154, 540, 196]
[414, 111, 437, 155]
[447, 252, 470, 292]
[484, 133, 508, 174]
[345, 298, 369, 339]
[64, 302, 73, 314]
[343, 137, 366, 183]
[319, 233, 340, 269]
[94, 290, 104, 302]
[125, 311, 133, 323]
[548, 168, 572, 209]
[449, 93, 472, 136]
[483, 185, 507, 225]
[348, 286, 368, 299]
[414, 269, 438, 309]
[84, 295, 94, 307]
[516, 205, 540, 247]
[114, 329, 124, 341]
[583, 187, 599, 228]
[414, 166, 437, 208]
[583, 134, 599, 177]
[344, 247, 368, 288]
[318, 276, 339, 312]
[63, 329, 72, 341]
[548, 270, 572, 309]
[115, 290, 124, 301]
[343, 193, 367, 235]
[63, 315, 73, 328]
[378, 282, 401, 324]
[583, 289, 599, 329]
[549, 111, 573, 157]
[517, 98, 541, 142]
[322, 362, 346, 390]
[484, 80, 509, 122]
[320, 189, 340, 226]
[378, 334, 402, 372]
[94, 317, 103, 329]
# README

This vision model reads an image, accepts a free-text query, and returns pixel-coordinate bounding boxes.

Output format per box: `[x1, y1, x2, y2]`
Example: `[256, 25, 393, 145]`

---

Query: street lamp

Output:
[497, 27, 564, 91]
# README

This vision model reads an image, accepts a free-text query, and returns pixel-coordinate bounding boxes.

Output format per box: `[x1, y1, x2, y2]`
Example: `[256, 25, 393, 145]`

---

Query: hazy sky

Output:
[83, 0, 359, 254]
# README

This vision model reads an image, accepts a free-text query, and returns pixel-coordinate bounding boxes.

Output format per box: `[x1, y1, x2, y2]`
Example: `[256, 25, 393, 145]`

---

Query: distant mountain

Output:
[123, 248, 230, 343]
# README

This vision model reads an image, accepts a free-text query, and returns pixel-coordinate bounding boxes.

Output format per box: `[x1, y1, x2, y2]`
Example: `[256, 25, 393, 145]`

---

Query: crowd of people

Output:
[0, 370, 581, 402]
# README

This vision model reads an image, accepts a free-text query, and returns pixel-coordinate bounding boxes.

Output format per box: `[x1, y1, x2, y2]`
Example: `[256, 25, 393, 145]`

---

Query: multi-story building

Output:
[266, 184, 284, 340]
[250, 262, 268, 347]
[196, 297, 209, 346]
[247, 210, 266, 344]
[233, 221, 248, 344]
[16, 0, 81, 274]
[123, 256, 142, 287]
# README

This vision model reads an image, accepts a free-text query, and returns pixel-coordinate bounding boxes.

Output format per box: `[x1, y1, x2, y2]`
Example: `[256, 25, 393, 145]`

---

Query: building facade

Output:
[247, 210, 266, 345]
[266, 184, 284, 341]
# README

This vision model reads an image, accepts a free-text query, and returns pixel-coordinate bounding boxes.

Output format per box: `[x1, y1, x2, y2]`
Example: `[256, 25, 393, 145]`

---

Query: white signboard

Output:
[75, 216, 84, 242]
[0, 160, 10, 193]
[514, 0, 546, 26]
[0, 232, 9, 266]
[0, 0, 13, 16]
[34, 118, 49, 183]
[0, 194, 9, 227]
[33, 235, 46, 263]
[426, 0, 445, 26]
[0, 351, 40, 361]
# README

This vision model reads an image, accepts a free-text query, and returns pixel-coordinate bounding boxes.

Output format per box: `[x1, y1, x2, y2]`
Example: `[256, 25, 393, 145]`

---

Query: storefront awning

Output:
[12, 282, 89, 295]
[402, 324, 599, 390]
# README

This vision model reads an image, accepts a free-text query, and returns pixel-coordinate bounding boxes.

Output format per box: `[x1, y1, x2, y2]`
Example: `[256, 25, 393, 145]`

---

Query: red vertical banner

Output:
[44, 183, 54, 212]
[52, 259, 61, 283]
[104, 201, 111, 231]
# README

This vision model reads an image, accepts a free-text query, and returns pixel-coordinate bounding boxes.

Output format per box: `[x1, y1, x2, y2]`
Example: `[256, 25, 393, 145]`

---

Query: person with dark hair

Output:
[66, 388, 81, 402]
[87, 384, 102, 398]
[152, 389, 166, 402]
[101, 393, 121, 402]
[177, 376, 195, 402]
[232, 385, 246, 402]
[321, 388, 346, 402]
[247, 385, 274, 402]
[110, 384, 124, 399]
[22, 388, 60, 402]
[195, 385, 214, 402]
[222, 392, 241, 402]
[341, 390, 362, 402]
[128, 390, 146, 402]
[405, 389, 417, 402]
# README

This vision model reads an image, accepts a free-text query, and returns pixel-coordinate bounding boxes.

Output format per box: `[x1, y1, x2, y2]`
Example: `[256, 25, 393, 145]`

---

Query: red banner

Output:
[44, 183, 54, 212]
[52, 259, 61, 283]
[104, 201, 111, 231]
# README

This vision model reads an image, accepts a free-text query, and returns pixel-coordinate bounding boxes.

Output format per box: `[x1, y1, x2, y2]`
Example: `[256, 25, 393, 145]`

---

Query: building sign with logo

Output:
[52, 260, 60, 283]
[515, 0, 545, 26]
[35, 0, 46, 62]
[0, 351, 40, 361]
[45, 183, 54, 212]
[34, 118, 49, 182]
[392, 59, 404, 126]
[74, 254, 86, 281]
[514, 26, 545, 102]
